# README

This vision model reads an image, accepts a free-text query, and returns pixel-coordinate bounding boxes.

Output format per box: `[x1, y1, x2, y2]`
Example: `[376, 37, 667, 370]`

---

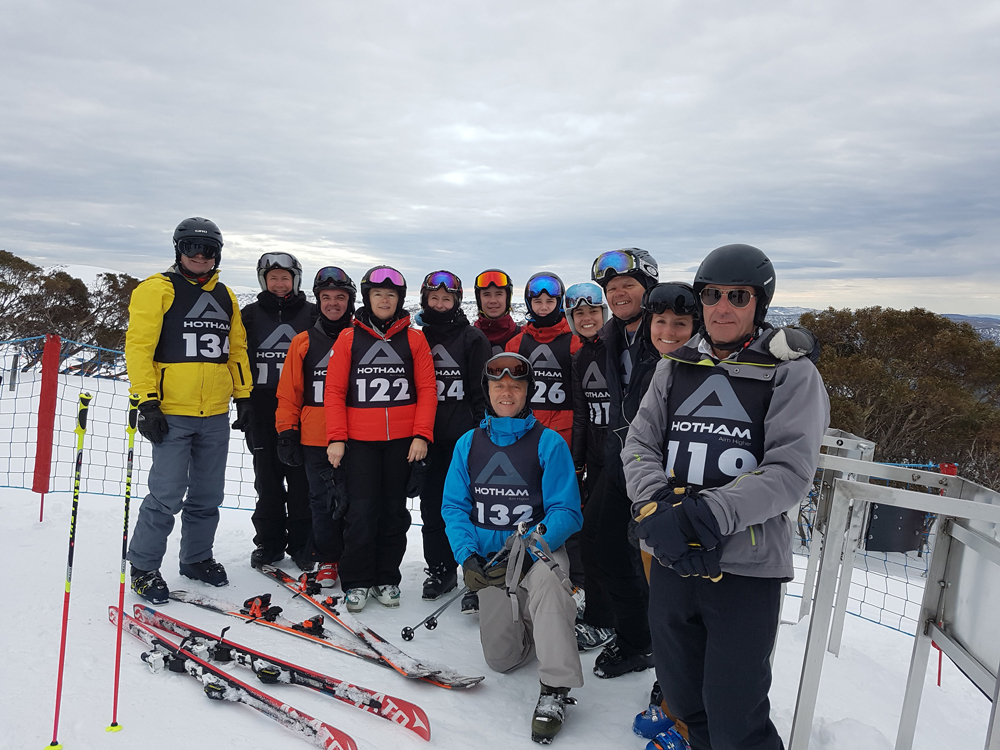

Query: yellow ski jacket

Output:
[125, 267, 252, 416]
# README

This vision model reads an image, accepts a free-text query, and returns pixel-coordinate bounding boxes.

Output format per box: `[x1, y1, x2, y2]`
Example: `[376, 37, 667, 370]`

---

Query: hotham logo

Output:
[675, 374, 751, 422]
[359, 341, 404, 366]
[430, 344, 460, 368]
[475, 453, 527, 486]
[527, 344, 560, 370]
[259, 324, 300, 352]
[185, 293, 229, 321]
[581, 361, 606, 390]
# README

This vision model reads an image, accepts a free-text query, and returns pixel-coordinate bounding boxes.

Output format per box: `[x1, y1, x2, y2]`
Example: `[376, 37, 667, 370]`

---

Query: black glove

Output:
[137, 400, 169, 444]
[406, 458, 429, 499]
[276, 430, 304, 467]
[319, 465, 350, 520]
[575, 466, 588, 507]
[634, 486, 722, 569]
[671, 547, 723, 580]
[231, 398, 254, 432]
[463, 554, 490, 592]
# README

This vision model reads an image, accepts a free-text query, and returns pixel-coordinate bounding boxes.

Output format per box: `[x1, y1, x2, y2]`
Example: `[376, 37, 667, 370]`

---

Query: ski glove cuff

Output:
[231, 397, 255, 432]
[137, 400, 169, 444]
[276, 430, 304, 467]
[634, 487, 722, 567]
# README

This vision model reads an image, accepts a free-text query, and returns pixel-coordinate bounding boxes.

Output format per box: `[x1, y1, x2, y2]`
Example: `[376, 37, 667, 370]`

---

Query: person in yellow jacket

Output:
[125, 217, 253, 604]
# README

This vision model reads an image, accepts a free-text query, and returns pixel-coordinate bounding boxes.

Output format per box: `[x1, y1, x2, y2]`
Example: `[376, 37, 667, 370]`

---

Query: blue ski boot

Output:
[646, 728, 690, 750]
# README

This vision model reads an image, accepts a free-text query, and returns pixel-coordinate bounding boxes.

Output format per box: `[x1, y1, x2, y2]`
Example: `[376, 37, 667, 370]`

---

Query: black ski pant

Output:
[340, 438, 412, 591]
[565, 461, 604, 591]
[249, 398, 311, 557]
[648, 565, 784, 750]
[420, 439, 458, 572]
[580, 469, 651, 656]
[301, 445, 345, 565]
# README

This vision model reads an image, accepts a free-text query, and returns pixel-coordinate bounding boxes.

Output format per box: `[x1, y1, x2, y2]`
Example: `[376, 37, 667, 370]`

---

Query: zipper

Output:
[750, 525, 757, 546]
[159, 368, 166, 400]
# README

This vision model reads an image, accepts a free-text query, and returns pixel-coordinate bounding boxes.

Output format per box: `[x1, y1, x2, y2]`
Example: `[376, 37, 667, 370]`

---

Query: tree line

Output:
[1, 249, 998, 489]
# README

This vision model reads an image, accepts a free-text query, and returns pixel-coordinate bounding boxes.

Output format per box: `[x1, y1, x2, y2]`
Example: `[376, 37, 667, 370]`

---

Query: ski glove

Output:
[406, 458, 429, 499]
[671, 547, 723, 580]
[761, 325, 820, 364]
[231, 398, 255, 432]
[276, 430, 304, 467]
[137, 400, 169, 444]
[634, 486, 722, 574]
[318, 465, 349, 520]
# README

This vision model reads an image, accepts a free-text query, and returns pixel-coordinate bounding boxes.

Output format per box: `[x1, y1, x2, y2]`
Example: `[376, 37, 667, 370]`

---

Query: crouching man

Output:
[442, 352, 584, 745]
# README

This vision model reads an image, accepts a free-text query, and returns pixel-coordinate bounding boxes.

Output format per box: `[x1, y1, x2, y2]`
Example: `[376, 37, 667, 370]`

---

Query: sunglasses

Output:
[314, 266, 353, 285]
[366, 267, 405, 286]
[484, 353, 532, 381]
[177, 239, 221, 259]
[424, 270, 462, 293]
[565, 283, 604, 310]
[699, 287, 755, 308]
[525, 274, 563, 298]
[475, 270, 511, 289]
[643, 284, 698, 316]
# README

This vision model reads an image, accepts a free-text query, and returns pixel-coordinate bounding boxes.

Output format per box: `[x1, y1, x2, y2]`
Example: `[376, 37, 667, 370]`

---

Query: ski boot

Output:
[131, 566, 169, 605]
[315, 563, 339, 588]
[575, 622, 615, 651]
[593, 641, 653, 678]
[646, 728, 690, 750]
[250, 545, 284, 568]
[179, 558, 229, 587]
[461, 589, 479, 615]
[531, 683, 576, 744]
[344, 587, 370, 613]
[422, 563, 458, 600]
[372, 584, 401, 608]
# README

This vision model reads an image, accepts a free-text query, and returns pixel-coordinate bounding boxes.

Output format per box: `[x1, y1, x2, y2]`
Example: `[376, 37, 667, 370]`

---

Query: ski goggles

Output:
[423, 270, 462, 293]
[591, 249, 656, 282]
[177, 239, 221, 259]
[643, 283, 698, 317]
[314, 266, 355, 288]
[475, 270, 511, 289]
[525, 274, 563, 299]
[484, 353, 532, 381]
[699, 287, 756, 308]
[259, 252, 299, 271]
[565, 282, 604, 310]
[365, 267, 406, 286]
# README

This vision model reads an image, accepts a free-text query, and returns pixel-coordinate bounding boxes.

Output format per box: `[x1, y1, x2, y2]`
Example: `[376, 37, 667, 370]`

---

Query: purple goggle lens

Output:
[425, 271, 462, 293]
[367, 267, 405, 286]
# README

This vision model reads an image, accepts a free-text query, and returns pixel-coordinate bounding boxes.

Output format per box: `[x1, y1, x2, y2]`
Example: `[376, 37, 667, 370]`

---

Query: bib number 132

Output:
[475, 502, 534, 527]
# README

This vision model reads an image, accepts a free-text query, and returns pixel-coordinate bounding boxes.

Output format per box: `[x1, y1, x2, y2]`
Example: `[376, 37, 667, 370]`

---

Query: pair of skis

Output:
[110, 604, 431, 749]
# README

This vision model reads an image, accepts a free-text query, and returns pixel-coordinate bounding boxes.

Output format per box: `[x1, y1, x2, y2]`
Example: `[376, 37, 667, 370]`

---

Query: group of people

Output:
[123, 217, 830, 749]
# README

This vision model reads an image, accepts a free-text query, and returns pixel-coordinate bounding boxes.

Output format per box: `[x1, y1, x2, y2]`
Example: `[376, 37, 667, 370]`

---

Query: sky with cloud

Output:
[2, 1, 998, 313]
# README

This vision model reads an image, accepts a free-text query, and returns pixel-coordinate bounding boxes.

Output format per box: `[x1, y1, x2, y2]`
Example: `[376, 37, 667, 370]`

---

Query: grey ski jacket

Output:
[622, 332, 829, 580]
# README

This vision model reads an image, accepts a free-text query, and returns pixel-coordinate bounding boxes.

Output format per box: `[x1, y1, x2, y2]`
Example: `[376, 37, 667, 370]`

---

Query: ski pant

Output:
[128, 414, 230, 571]
[248, 393, 311, 556]
[564, 461, 601, 590]
[301, 445, 345, 565]
[339, 438, 412, 590]
[478, 546, 584, 689]
[420, 439, 458, 572]
[580, 469, 651, 655]
[648, 565, 784, 750]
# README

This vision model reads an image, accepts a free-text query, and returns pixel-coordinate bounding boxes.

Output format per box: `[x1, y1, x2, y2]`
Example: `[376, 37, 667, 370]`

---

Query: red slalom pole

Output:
[107, 395, 139, 733]
[48, 392, 93, 749]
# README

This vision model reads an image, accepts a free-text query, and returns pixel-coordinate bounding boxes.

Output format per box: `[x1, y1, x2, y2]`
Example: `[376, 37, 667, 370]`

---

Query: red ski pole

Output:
[107, 395, 139, 732]
[48, 391, 92, 749]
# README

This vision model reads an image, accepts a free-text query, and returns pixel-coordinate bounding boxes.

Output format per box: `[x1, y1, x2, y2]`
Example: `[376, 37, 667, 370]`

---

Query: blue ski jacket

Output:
[442, 412, 583, 566]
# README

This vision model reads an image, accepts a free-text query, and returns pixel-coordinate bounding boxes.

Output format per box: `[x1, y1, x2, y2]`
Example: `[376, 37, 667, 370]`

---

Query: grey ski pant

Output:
[128, 414, 230, 571]
[477, 546, 584, 689]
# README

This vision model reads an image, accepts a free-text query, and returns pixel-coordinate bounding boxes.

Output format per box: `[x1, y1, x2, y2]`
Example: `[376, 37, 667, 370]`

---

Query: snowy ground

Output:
[0, 487, 991, 750]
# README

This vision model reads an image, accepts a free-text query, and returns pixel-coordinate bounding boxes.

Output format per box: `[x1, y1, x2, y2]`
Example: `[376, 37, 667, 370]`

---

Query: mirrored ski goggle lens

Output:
[425, 271, 462, 292]
[367, 267, 405, 286]
[260, 252, 297, 270]
[699, 288, 755, 308]
[315, 267, 351, 284]
[476, 270, 511, 289]
[592, 251, 636, 280]
[644, 285, 698, 316]
[177, 240, 220, 259]
[526, 275, 563, 298]
[484, 355, 531, 380]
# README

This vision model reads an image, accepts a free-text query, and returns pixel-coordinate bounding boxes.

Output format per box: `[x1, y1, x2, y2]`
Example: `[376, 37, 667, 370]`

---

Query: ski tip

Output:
[106, 723, 123, 732]
[319, 725, 358, 750]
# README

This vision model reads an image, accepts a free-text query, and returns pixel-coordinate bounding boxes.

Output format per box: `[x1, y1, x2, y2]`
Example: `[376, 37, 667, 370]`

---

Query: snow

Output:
[0, 485, 992, 750]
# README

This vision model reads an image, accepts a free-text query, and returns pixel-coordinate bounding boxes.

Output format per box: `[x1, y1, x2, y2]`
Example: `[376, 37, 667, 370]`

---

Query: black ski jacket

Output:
[571, 335, 608, 471]
[421, 309, 492, 443]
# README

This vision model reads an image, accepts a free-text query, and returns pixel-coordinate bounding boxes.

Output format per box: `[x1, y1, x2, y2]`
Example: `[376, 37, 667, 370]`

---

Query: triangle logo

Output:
[475, 453, 527, 486]
[316, 350, 331, 368]
[675, 373, 752, 422]
[527, 344, 560, 370]
[430, 344, 459, 368]
[359, 340, 404, 366]
[186, 293, 229, 321]
[259, 324, 299, 352]
[581, 361, 606, 390]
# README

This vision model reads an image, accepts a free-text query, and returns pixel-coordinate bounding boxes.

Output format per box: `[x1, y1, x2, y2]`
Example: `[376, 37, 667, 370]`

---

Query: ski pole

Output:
[401, 546, 512, 641]
[107, 395, 139, 733]
[48, 391, 93, 749]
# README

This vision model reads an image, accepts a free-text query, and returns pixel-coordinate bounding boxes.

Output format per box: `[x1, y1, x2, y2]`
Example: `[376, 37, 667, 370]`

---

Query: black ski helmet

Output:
[590, 248, 658, 290]
[523, 272, 565, 321]
[693, 244, 775, 326]
[360, 265, 407, 316]
[257, 252, 303, 296]
[173, 217, 223, 270]
[313, 266, 357, 311]
[420, 270, 464, 306]
[474, 268, 514, 317]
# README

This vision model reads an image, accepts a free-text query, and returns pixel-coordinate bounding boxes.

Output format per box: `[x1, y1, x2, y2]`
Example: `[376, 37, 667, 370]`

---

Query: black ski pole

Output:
[108, 394, 139, 732]
[48, 391, 93, 749]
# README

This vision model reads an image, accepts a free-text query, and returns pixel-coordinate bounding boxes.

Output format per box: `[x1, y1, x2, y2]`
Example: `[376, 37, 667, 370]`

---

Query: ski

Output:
[168, 590, 387, 669]
[108, 606, 356, 750]
[133, 604, 431, 741]
[257, 564, 485, 690]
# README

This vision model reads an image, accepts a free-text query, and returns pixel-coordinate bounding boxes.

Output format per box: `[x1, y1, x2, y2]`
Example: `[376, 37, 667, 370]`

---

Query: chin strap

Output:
[702, 326, 760, 355]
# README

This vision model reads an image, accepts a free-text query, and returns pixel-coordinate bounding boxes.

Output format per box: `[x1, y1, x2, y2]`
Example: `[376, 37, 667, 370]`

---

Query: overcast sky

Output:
[2, 1, 998, 313]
